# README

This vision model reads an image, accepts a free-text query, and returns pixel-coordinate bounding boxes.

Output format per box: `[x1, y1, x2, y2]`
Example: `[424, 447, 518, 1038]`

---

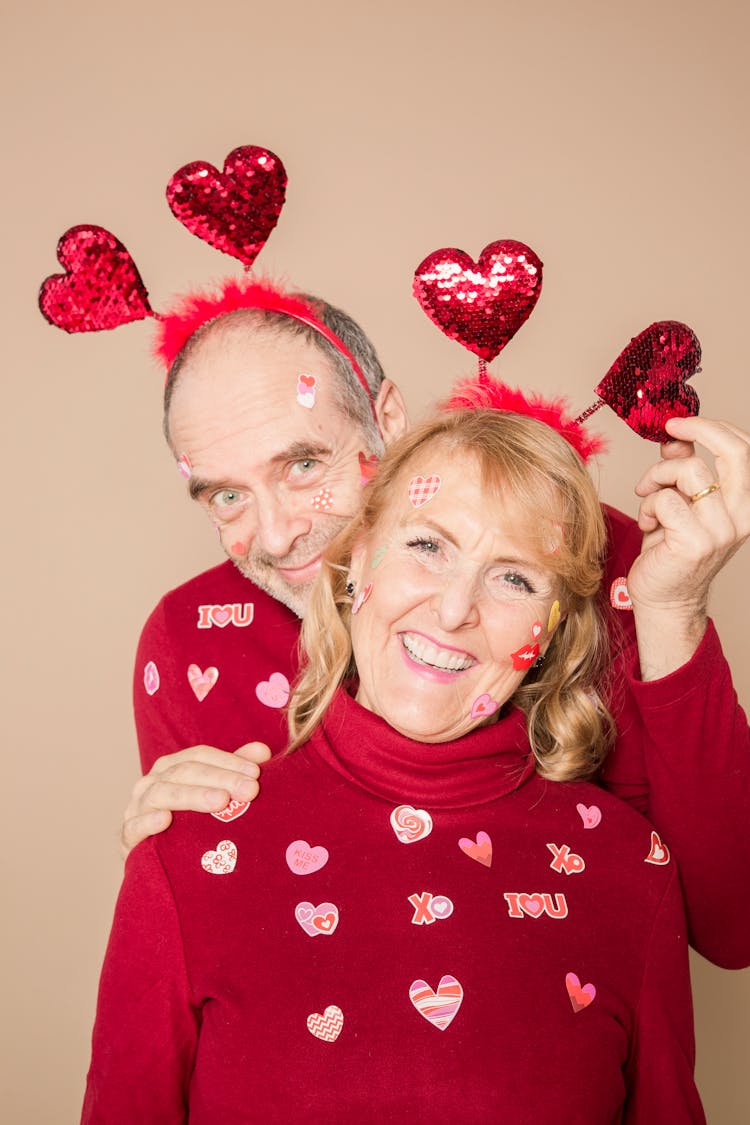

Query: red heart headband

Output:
[413, 241, 701, 447]
[38, 145, 379, 426]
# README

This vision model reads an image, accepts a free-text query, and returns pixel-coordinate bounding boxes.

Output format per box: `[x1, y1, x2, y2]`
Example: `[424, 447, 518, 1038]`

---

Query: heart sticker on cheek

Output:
[351, 583, 373, 615]
[548, 601, 561, 632]
[470, 694, 499, 721]
[177, 453, 192, 479]
[311, 488, 334, 511]
[531, 621, 543, 639]
[358, 451, 379, 486]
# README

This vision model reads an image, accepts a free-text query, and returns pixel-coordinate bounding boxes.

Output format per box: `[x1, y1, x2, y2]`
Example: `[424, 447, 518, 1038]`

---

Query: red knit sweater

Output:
[133, 506, 750, 969]
[84, 688, 704, 1123]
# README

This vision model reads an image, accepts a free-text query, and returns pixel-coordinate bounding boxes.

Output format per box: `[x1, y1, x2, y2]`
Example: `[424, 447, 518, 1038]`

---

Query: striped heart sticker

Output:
[409, 975, 463, 1031]
[307, 1005, 344, 1042]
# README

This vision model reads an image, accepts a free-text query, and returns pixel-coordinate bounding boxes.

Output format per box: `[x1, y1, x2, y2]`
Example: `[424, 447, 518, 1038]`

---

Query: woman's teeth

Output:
[401, 633, 476, 673]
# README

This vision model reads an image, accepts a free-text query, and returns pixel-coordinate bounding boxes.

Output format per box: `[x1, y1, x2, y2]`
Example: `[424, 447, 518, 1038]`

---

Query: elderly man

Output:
[125, 281, 750, 969]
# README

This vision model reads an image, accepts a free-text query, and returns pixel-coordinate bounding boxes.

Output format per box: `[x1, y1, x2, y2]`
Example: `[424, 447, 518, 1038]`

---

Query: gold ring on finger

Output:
[690, 482, 721, 504]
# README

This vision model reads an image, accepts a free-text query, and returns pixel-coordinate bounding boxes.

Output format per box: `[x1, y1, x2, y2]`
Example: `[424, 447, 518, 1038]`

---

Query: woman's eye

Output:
[406, 537, 441, 556]
[500, 571, 535, 594]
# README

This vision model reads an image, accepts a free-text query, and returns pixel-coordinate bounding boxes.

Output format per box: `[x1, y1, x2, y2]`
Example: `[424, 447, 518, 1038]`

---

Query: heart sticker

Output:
[409, 975, 463, 1031]
[307, 1005, 343, 1042]
[609, 578, 633, 611]
[311, 488, 334, 512]
[531, 621, 543, 639]
[296, 372, 317, 409]
[566, 972, 596, 1013]
[407, 475, 442, 508]
[595, 321, 701, 443]
[201, 839, 237, 875]
[39, 225, 153, 333]
[351, 583, 373, 615]
[470, 694, 499, 721]
[177, 453, 192, 479]
[576, 803, 602, 829]
[645, 830, 671, 866]
[390, 804, 433, 844]
[295, 901, 340, 937]
[211, 798, 250, 823]
[286, 840, 329, 875]
[458, 831, 492, 867]
[187, 663, 219, 701]
[209, 605, 233, 627]
[143, 660, 160, 697]
[166, 145, 287, 267]
[255, 671, 290, 709]
[547, 601, 561, 632]
[413, 240, 543, 362]
[358, 451, 379, 486]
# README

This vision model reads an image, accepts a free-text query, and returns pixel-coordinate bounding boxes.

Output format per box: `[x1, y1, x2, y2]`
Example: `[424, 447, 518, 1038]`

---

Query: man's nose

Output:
[253, 496, 313, 559]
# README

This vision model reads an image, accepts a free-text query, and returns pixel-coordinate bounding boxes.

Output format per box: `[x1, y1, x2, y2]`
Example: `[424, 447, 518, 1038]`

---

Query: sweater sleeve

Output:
[81, 842, 199, 1124]
[619, 622, 750, 968]
[133, 597, 205, 774]
[622, 867, 705, 1123]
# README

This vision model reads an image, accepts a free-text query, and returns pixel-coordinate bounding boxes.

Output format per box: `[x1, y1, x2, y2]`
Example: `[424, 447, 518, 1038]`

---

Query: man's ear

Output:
[374, 380, 409, 446]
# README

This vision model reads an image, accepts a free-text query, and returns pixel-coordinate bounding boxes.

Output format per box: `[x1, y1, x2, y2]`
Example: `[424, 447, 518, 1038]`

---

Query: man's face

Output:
[168, 326, 377, 616]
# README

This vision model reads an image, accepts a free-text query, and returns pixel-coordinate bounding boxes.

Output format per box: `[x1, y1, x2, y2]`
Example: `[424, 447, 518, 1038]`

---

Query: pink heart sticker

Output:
[211, 798, 250, 824]
[518, 893, 545, 917]
[143, 660, 160, 697]
[409, 975, 463, 1031]
[458, 831, 493, 867]
[201, 839, 237, 875]
[576, 803, 602, 829]
[407, 475, 442, 507]
[609, 577, 633, 611]
[255, 671, 290, 709]
[286, 840, 329, 875]
[390, 804, 433, 844]
[351, 583, 373, 615]
[307, 1005, 343, 1042]
[187, 663, 219, 702]
[295, 901, 340, 937]
[470, 694, 499, 721]
[177, 453, 192, 479]
[645, 830, 671, 866]
[565, 972, 596, 1013]
[210, 605, 233, 627]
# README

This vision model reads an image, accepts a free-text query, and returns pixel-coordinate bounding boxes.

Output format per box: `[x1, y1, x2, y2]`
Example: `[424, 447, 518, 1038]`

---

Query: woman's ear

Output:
[348, 537, 368, 590]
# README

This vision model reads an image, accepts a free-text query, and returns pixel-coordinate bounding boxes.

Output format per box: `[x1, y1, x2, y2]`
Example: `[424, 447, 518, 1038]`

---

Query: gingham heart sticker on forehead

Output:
[408, 475, 442, 508]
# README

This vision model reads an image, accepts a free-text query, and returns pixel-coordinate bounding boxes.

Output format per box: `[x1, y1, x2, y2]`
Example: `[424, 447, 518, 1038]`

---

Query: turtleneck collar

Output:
[307, 688, 536, 808]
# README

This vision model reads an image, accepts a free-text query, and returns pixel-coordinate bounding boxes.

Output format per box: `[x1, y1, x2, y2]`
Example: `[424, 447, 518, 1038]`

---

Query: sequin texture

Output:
[39, 225, 152, 332]
[595, 322, 701, 442]
[413, 240, 543, 361]
[166, 145, 287, 267]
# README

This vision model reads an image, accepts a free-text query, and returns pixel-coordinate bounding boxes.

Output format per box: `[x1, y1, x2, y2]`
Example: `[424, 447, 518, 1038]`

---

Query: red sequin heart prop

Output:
[39, 225, 152, 333]
[594, 321, 701, 442]
[167, 145, 287, 267]
[413, 240, 543, 362]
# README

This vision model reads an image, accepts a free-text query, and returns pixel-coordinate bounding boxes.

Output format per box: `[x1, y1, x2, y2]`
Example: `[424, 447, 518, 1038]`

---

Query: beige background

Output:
[3, 0, 749, 1120]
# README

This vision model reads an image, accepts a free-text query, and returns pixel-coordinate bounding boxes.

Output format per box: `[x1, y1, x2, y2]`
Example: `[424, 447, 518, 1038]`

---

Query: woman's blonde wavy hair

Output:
[289, 408, 615, 782]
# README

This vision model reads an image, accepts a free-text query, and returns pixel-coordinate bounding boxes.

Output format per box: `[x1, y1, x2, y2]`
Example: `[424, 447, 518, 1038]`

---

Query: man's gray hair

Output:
[162, 294, 387, 452]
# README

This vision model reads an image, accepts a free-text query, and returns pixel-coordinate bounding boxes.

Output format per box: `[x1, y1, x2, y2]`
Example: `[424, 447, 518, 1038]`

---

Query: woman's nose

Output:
[430, 569, 481, 631]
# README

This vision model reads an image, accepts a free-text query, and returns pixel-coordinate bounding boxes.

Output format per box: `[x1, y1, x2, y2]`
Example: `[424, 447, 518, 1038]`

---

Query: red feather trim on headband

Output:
[441, 375, 606, 462]
[154, 277, 324, 369]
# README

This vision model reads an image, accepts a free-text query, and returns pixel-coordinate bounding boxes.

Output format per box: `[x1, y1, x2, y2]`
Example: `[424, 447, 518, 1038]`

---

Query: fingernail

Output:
[204, 788, 229, 807]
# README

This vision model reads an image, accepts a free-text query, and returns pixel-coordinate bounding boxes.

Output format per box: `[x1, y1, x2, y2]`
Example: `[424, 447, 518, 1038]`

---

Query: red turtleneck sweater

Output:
[132, 507, 750, 969]
[84, 690, 704, 1123]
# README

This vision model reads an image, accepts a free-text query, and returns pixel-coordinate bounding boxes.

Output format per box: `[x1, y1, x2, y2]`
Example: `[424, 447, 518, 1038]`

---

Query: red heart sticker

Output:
[167, 145, 287, 267]
[413, 240, 543, 361]
[39, 225, 152, 333]
[595, 322, 701, 442]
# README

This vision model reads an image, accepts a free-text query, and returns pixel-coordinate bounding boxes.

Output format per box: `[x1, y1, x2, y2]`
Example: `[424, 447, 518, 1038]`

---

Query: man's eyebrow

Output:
[188, 476, 214, 501]
[269, 441, 333, 464]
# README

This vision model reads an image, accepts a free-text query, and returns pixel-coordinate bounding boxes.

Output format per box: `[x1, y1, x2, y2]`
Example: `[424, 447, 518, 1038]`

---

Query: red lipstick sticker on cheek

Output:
[510, 642, 540, 670]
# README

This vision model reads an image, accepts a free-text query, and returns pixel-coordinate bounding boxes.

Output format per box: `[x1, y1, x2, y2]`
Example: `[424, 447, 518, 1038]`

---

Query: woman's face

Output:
[349, 454, 563, 743]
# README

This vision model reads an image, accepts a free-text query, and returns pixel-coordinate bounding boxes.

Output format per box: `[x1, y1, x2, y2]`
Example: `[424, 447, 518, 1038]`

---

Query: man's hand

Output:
[627, 416, 750, 679]
[121, 742, 272, 857]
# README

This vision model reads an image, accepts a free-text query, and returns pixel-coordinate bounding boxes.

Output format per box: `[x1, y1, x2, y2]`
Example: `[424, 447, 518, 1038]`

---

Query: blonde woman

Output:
[83, 408, 703, 1124]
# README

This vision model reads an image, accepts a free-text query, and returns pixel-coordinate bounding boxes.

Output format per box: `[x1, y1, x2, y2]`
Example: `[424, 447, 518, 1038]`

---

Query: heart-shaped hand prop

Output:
[413, 240, 543, 362]
[167, 145, 287, 267]
[577, 321, 701, 442]
[39, 225, 153, 332]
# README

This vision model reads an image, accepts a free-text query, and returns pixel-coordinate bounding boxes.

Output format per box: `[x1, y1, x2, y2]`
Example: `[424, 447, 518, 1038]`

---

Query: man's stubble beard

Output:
[230, 516, 352, 619]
